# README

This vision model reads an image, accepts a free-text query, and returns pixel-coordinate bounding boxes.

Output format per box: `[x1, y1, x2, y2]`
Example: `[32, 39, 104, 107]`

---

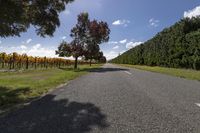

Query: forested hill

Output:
[111, 17, 200, 70]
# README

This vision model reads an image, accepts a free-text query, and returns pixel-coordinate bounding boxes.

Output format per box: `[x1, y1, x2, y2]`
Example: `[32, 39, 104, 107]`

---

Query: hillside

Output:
[111, 17, 200, 70]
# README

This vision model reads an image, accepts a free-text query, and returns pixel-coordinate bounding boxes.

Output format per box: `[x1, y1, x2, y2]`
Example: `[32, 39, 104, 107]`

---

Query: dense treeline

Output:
[111, 17, 200, 70]
[0, 52, 95, 70]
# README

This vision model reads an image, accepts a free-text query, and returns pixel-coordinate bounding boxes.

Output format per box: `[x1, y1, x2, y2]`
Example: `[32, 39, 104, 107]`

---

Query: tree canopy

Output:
[56, 12, 110, 69]
[0, 0, 74, 37]
[111, 17, 200, 70]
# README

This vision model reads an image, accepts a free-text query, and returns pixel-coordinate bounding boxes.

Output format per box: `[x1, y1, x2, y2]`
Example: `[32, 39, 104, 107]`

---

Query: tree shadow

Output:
[0, 86, 32, 109]
[88, 67, 129, 73]
[59, 66, 129, 73]
[0, 94, 109, 133]
[58, 67, 96, 72]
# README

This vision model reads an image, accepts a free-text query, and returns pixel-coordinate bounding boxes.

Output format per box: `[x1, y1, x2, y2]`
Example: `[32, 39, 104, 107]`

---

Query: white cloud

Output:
[0, 40, 2, 44]
[63, 9, 70, 15]
[184, 6, 200, 18]
[26, 38, 32, 44]
[108, 41, 118, 44]
[113, 45, 119, 49]
[126, 41, 143, 49]
[62, 36, 67, 40]
[0, 43, 63, 58]
[112, 20, 121, 25]
[17, 44, 56, 57]
[119, 39, 127, 44]
[33, 43, 41, 50]
[104, 50, 127, 60]
[112, 19, 130, 27]
[149, 18, 159, 27]
[0, 43, 86, 60]
[28, 48, 55, 57]
[20, 45, 27, 50]
[104, 51, 119, 60]
[119, 50, 126, 55]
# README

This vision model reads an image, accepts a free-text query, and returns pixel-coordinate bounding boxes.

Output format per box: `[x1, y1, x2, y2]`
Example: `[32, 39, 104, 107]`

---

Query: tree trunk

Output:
[19, 59, 21, 69]
[26, 57, 29, 69]
[193, 57, 197, 70]
[90, 59, 92, 66]
[12, 60, 15, 69]
[74, 57, 78, 69]
[2, 61, 4, 68]
[59, 60, 61, 68]
[9, 57, 12, 70]
[35, 57, 37, 69]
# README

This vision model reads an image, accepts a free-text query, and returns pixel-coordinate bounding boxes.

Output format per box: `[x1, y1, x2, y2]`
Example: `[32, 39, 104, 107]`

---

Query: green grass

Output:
[117, 64, 200, 81]
[0, 64, 102, 109]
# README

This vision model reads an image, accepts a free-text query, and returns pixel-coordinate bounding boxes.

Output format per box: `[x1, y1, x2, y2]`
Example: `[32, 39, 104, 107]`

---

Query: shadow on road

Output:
[88, 67, 129, 73]
[0, 94, 109, 133]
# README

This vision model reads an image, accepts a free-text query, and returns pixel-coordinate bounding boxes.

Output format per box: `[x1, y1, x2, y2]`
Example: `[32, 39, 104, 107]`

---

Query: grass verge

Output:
[117, 64, 200, 81]
[0, 64, 102, 110]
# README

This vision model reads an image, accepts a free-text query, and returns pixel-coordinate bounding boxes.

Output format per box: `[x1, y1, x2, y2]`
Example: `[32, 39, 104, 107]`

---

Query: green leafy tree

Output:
[0, 0, 74, 37]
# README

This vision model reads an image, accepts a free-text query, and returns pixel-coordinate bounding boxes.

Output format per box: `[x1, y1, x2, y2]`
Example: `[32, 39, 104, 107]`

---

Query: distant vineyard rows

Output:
[0, 52, 90, 70]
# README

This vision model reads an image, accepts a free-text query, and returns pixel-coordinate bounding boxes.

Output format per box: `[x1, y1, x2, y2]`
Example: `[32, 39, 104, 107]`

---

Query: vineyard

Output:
[0, 52, 89, 70]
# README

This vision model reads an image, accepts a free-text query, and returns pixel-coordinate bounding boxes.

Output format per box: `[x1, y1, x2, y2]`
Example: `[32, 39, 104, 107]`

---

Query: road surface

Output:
[1, 64, 200, 133]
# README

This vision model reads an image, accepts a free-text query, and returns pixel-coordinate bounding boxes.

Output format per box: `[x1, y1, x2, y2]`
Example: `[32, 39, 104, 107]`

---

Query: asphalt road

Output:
[1, 64, 200, 133]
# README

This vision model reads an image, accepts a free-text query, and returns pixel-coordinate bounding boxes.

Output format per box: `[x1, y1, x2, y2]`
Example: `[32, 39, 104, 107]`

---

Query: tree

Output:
[69, 12, 89, 69]
[96, 51, 107, 63]
[56, 41, 84, 69]
[70, 13, 110, 66]
[99, 56, 107, 63]
[0, 0, 74, 37]
[0, 52, 6, 68]
[56, 13, 89, 69]
[70, 12, 90, 43]
[85, 20, 110, 65]
[89, 20, 110, 44]
[84, 44, 100, 66]
[56, 12, 110, 69]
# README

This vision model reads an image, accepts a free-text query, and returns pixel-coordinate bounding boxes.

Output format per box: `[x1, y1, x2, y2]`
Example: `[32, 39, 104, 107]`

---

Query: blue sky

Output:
[0, 0, 200, 60]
